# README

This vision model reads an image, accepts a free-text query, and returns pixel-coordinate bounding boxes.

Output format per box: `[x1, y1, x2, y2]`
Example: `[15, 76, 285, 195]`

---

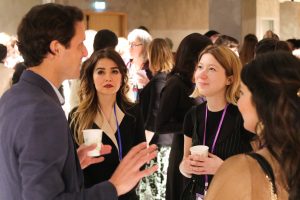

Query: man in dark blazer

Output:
[0, 3, 157, 200]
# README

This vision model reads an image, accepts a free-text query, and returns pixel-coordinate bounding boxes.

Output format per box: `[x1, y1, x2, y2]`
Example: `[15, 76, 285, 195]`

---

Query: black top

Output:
[183, 102, 254, 194]
[139, 72, 171, 145]
[156, 73, 195, 135]
[155, 73, 196, 200]
[69, 103, 145, 200]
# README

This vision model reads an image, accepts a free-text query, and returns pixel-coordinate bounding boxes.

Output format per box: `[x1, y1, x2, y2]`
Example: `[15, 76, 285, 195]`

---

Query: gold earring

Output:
[297, 88, 300, 97]
[256, 121, 264, 135]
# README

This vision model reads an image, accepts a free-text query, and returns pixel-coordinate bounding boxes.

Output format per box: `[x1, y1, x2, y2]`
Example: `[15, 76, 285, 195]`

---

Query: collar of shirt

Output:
[47, 81, 65, 105]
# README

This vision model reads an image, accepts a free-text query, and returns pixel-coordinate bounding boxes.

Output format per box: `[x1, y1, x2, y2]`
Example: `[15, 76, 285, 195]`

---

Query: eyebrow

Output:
[95, 66, 119, 70]
[198, 62, 218, 67]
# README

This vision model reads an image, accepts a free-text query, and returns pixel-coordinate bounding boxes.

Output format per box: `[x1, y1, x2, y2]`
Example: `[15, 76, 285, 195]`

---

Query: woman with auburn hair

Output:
[69, 48, 145, 200]
[138, 38, 174, 199]
[180, 46, 254, 200]
[206, 51, 299, 200]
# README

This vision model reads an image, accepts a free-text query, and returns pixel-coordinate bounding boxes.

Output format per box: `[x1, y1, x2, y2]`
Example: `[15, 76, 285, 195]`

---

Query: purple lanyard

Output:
[113, 104, 123, 161]
[203, 103, 228, 195]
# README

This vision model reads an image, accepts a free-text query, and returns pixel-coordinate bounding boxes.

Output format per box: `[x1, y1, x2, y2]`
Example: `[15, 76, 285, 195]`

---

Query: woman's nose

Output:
[196, 69, 207, 80]
[105, 73, 112, 81]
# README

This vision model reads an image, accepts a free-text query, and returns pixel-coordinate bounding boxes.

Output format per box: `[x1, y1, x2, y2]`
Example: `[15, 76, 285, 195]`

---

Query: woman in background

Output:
[127, 29, 152, 102]
[156, 33, 212, 200]
[239, 34, 258, 65]
[206, 51, 299, 200]
[214, 35, 239, 56]
[138, 38, 174, 199]
[69, 49, 145, 200]
[180, 46, 253, 199]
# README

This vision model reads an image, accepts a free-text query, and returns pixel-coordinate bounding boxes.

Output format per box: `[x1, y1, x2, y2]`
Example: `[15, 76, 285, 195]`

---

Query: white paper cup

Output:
[83, 129, 103, 157]
[190, 145, 209, 157]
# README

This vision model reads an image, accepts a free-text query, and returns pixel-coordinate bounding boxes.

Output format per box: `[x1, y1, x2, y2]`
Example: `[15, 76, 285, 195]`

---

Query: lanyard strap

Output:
[203, 103, 228, 195]
[113, 104, 123, 161]
[203, 104, 228, 152]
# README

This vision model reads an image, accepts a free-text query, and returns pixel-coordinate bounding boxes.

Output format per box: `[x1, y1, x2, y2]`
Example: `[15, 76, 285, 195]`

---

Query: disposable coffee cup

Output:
[190, 145, 209, 157]
[83, 129, 103, 157]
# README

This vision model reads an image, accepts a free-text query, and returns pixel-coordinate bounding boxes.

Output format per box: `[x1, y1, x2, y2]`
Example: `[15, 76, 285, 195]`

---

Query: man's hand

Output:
[109, 142, 158, 196]
[77, 144, 112, 169]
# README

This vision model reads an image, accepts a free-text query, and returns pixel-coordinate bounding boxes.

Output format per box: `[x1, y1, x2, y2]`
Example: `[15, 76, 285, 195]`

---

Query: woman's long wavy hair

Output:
[242, 52, 300, 200]
[71, 49, 132, 145]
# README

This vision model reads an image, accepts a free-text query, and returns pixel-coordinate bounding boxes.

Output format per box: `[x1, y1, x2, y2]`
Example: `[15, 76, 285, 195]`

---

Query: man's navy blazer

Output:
[0, 70, 117, 199]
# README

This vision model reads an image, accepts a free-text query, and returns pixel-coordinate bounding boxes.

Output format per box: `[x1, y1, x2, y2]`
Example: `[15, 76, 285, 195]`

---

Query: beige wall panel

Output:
[0, 0, 40, 36]
[84, 11, 127, 37]
[280, 2, 300, 40]
[241, 0, 257, 39]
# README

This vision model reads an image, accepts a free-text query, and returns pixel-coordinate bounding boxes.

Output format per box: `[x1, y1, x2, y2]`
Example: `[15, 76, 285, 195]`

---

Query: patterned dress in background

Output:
[137, 146, 171, 200]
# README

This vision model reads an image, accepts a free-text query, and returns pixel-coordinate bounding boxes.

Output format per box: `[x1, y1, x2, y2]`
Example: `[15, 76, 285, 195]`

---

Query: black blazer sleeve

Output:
[139, 76, 165, 132]
[155, 79, 182, 134]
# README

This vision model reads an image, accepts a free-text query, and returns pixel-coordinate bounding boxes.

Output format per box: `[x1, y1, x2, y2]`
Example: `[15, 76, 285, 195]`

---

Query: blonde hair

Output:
[191, 45, 242, 104]
[148, 38, 173, 74]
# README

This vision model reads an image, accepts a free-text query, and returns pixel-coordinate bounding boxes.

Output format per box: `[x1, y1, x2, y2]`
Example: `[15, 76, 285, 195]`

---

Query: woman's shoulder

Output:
[206, 154, 253, 200]
[166, 73, 186, 86]
[220, 153, 256, 171]
[187, 102, 206, 116]
[226, 103, 244, 122]
[227, 103, 239, 113]
[121, 102, 140, 115]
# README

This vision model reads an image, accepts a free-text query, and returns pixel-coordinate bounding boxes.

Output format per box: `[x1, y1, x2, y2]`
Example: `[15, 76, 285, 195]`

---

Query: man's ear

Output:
[226, 76, 233, 85]
[49, 40, 62, 56]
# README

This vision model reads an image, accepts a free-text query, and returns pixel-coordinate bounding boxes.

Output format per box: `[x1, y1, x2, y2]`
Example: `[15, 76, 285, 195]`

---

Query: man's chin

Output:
[69, 72, 80, 80]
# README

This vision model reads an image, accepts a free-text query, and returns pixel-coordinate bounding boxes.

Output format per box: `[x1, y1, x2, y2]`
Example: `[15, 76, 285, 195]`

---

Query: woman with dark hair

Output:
[0, 44, 14, 97]
[12, 62, 26, 84]
[239, 34, 258, 65]
[255, 38, 291, 56]
[69, 48, 145, 200]
[214, 35, 239, 56]
[205, 51, 300, 200]
[156, 33, 212, 200]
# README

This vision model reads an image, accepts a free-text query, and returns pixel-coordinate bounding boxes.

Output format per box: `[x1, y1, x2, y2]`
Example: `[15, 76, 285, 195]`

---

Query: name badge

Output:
[196, 193, 204, 200]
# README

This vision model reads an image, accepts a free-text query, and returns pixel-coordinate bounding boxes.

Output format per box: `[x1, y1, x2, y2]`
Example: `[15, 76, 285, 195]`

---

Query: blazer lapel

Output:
[94, 104, 125, 155]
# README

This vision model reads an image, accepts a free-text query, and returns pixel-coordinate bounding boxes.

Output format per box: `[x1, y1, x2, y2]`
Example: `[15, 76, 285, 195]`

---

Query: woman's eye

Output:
[97, 70, 104, 75]
[209, 67, 216, 71]
[239, 90, 244, 96]
[112, 69, 120, 74]
[197, 65, 203, 69]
